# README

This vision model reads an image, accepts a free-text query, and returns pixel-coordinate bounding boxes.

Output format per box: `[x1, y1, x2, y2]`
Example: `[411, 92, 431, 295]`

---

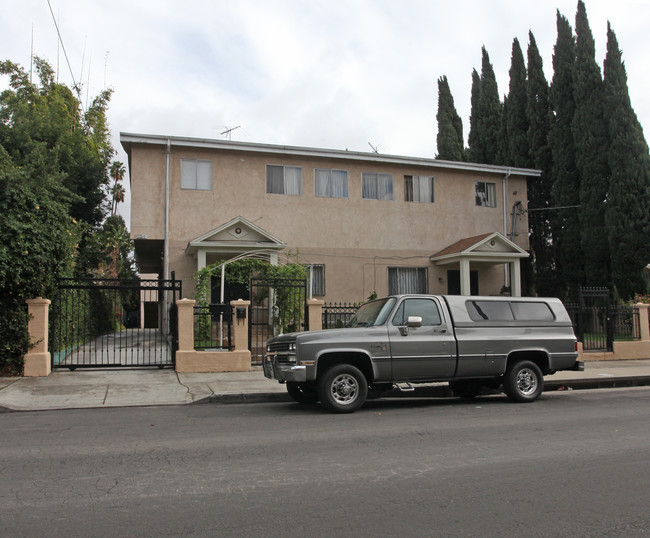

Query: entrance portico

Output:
[431, 232, 529, 296]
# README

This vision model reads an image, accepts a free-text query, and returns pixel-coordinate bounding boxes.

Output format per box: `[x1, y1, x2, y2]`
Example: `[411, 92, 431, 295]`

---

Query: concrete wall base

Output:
[175, 350, 252, 373]
[579, 340, 650, 361]
[23, 352, 52, 377]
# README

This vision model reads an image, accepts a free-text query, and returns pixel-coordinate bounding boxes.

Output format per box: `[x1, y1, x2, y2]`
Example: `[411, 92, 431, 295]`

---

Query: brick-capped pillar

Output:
[230, 300, 251, 351]
[307, 299, 324, 331]
[24, 297, 51, 377]
[176, 298, 196, 351]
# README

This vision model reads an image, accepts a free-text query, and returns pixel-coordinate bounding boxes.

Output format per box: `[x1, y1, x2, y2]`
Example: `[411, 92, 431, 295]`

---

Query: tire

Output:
[449, 379, 483, 399]
[286, 382, 319, 404]
[317, 364, 368, 413]
[503, 360, 543, 403]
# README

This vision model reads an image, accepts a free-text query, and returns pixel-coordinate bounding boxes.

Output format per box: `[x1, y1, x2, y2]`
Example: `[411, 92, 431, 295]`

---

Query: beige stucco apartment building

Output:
[121, 133, 539, 302]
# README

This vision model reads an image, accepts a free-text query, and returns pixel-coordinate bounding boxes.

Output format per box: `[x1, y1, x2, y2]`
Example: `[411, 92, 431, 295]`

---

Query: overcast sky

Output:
[3, 0, 649, 224]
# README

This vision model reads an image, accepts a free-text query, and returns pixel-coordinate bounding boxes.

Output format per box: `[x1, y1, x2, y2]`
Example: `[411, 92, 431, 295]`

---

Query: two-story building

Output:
[121, 133, 538, 302]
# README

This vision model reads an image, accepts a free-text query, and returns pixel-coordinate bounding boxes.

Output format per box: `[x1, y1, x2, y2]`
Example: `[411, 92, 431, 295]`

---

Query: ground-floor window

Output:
[309, 264, 325, 296]
[388, 267, 428, 295]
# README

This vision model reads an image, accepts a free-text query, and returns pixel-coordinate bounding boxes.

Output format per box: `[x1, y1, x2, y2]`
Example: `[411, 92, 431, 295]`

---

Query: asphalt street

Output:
[1, 387, 649, 537]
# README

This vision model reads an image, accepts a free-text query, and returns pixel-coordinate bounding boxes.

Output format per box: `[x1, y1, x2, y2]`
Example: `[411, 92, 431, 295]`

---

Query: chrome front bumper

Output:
[263, 355, 307, 383]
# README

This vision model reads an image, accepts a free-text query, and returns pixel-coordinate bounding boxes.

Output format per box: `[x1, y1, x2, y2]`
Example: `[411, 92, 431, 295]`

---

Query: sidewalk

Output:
[1, 359, 650, 412]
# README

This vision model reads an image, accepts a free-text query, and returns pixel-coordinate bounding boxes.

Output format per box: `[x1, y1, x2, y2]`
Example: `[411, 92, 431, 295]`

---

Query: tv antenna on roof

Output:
[368, 142, 379, 153]
[221, 125, 241, 140]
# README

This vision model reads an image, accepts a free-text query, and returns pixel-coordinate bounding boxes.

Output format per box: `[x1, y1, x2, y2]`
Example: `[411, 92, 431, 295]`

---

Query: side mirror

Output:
[407, 316, 422, 328]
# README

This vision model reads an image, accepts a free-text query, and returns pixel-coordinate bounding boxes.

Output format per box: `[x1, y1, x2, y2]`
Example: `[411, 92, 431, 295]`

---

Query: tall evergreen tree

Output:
[467, 48, 503, 164]
[467, 69, 483, 163]
[505, 38, 530, 168]
[603, 23, 650, 299]
[549, 11, 582, 297]
[573, 0, 610, 287]
[526, 31, 556, 296]
[436, 76, 465, 161]
[478, 47, 503, 164]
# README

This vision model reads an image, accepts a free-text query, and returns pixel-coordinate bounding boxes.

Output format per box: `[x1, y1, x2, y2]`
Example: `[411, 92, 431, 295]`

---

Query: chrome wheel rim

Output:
[330, 374, 359, 405]
[516, 368, 538, 395]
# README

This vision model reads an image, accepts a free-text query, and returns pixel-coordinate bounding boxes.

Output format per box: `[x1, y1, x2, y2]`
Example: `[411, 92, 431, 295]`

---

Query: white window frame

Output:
[405, 175, 434, 203]
[180, 159, 212, 190]
[314, 169, 348, 198]
[388, 267, 428, 295]
[475, 181, 497, 207]
[266, 165, 302, 195]
[362, 172, 394, 200]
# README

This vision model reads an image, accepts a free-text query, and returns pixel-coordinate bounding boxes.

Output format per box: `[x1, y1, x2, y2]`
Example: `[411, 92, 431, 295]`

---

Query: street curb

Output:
[192, 376, 650, 405]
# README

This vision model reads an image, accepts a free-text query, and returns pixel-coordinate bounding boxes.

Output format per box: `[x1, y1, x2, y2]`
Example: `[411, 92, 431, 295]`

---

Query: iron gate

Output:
[574, 287, 612, 352]
[50, 274, 182, 369]
[249, 277, 308, 365]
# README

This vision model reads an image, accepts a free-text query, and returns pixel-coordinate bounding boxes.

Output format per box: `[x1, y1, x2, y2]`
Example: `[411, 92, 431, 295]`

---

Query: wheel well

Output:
[506, 350, 550, 374]
[317, 352, 374, 382]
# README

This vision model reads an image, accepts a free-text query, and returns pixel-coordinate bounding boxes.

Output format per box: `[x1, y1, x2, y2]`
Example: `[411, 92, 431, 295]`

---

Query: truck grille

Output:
[267, 341, 295, 353]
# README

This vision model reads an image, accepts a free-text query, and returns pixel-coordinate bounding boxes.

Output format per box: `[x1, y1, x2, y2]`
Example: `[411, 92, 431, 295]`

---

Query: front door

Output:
[388, 297, 455, 380]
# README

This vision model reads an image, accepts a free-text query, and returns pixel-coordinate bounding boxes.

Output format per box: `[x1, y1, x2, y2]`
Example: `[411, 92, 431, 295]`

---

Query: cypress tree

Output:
[573, 0, 610, 287]
[436, 76, 465, 161]
[549, 11, 582, 297]
[526, 31, 556, 296]
[478, 47, 503, 164]
[467, 49, 503, 164]
[505, 38, 530, 168]
[603, 23, 650, 299]
[467, 69, 483, 163]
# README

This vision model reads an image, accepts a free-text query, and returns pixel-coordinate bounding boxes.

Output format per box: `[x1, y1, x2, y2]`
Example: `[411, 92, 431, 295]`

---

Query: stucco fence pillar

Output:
[578, 303, 650, 361]
[175, 298, 252, 373]
[307, 299, 325, 331]
[23, 297, 52, 377]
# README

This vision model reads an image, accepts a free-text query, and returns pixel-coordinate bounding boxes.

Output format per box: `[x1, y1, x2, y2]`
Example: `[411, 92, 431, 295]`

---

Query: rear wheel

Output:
[449, 379, 483, 399]
[318, 364, 368, 413]
[286, 382, 318, 404]
[503, 360, 543, 403]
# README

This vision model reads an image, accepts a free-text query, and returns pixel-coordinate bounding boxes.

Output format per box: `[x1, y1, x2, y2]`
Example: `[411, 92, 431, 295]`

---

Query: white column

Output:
[197, 249, 207, 271]
[460, 258, 471, 296]
[511, 260, 521, 297]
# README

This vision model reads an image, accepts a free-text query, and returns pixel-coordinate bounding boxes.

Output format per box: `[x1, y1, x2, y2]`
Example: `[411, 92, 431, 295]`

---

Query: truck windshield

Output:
[346, 298, 396, 327]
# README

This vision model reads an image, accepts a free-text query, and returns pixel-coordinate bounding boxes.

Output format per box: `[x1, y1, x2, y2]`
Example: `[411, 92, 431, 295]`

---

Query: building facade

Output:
[121, 133, 538, 302]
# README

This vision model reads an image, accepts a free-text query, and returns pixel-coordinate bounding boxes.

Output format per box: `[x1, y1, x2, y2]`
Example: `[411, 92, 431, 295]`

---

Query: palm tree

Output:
[109, 161, 126, 215]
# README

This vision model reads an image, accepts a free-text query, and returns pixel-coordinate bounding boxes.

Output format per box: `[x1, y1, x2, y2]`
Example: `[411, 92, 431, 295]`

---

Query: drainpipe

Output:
[163, 138, 171, 332]
[503, 170, 511, 290]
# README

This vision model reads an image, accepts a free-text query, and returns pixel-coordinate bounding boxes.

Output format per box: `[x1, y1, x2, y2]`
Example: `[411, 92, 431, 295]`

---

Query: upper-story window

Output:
[267, 165, 302, 195]
[315, 169, 348, 198]
[475, 181, 497, 207]
[362, 172, 393, 200]
[180, 159, 212, 190]
[405, 175, 434, 203]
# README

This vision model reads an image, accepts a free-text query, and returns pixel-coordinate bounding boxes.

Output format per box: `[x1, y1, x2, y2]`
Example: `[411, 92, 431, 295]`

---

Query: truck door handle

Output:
[434, 329, 447, 333]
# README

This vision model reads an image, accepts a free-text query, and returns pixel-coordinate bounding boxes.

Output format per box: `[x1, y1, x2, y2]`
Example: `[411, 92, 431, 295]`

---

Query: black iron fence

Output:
[566, 302, 640, 352]
[322, 302, 361, 329]
[194, 304, 233, 350]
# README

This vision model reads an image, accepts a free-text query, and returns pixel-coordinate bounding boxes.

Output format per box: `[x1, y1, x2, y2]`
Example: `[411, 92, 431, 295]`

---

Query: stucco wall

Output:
[128, 141, 530, 302]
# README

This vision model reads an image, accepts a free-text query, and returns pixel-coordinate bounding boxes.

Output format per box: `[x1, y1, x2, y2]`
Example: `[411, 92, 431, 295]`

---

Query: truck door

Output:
[388, 297, 455, 380]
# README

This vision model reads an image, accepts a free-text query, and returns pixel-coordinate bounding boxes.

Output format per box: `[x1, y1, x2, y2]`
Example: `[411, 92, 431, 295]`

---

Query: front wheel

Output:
[286, 382, 318, 404]
[318, 364, 368, 413]
[503, 360, 543, 403]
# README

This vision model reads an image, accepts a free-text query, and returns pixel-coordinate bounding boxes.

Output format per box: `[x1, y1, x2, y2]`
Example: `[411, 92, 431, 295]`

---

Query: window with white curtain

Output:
[266, 165, 302, 195]
[404, 175, 434, 203]
[388, 267, 428, 295]
[475, 181, 497, 207]
[315, 169, 348, 198]
[308, 264, 325, 296]
[180, 159, 212, 190]
[362, 172, 393, 200]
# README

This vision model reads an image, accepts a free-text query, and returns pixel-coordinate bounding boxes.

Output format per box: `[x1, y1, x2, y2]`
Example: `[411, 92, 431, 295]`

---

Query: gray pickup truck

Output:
[263, 295, 583, 413]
